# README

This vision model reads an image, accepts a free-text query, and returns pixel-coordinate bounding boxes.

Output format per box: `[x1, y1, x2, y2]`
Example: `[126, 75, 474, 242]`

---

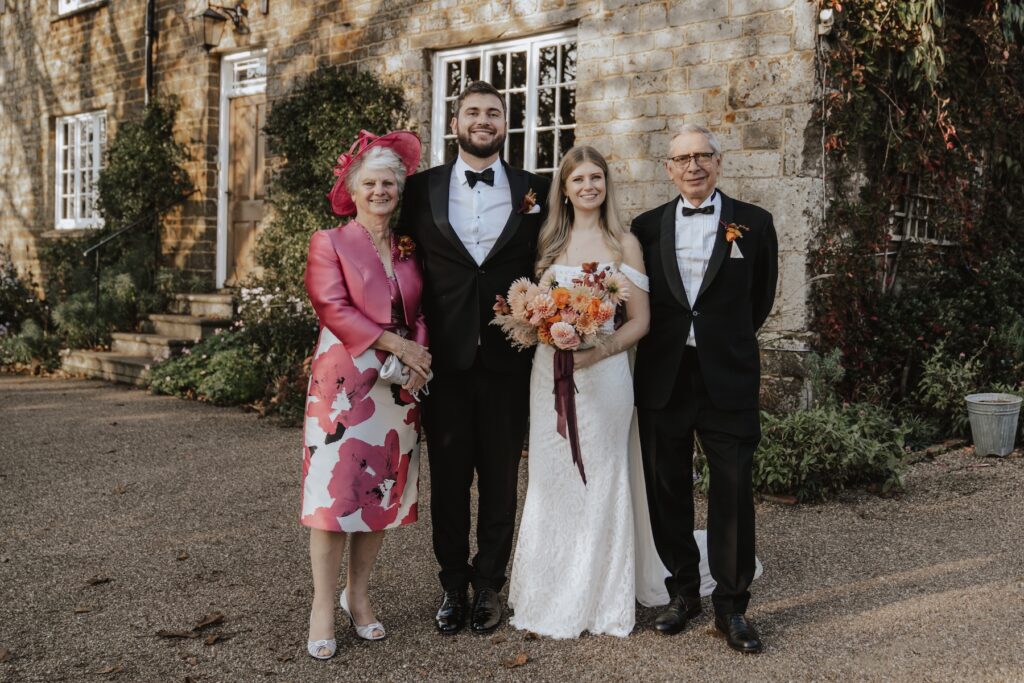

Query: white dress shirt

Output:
[449, 156, 512, 265]
[675, 190, 720, 347]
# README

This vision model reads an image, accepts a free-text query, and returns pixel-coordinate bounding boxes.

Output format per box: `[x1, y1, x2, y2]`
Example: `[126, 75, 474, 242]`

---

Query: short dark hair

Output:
[453, 81, 506, 117]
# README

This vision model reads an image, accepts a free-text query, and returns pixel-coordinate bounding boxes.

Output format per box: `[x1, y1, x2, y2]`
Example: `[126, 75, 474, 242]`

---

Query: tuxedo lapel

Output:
[482, 161, 526, 265]
[659, 199, 690, 309]
[428, 162, 476, 265]
[695, 190, 732, 303]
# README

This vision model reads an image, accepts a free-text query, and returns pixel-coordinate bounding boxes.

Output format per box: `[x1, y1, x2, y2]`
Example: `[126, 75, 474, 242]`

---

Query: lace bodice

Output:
[544, 261, 650, 292]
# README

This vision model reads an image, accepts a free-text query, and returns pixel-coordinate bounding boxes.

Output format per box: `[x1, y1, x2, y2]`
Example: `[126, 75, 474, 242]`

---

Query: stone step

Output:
[60, 350, 152, 387]
[145, 314, 229, 341]
[110, 332, 191, 359]
[168, 292, 234, 319]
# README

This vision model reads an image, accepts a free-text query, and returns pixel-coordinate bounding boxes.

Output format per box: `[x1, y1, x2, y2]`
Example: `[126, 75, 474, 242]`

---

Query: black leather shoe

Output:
[715, 613, 763, 653]
[654, 595, 702, 635]
[470, 588, 502, 633]
[435, 590, 468, 635]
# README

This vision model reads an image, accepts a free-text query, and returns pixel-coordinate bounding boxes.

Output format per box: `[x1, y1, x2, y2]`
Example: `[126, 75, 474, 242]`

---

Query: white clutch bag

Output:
[379, 354, 432, 397]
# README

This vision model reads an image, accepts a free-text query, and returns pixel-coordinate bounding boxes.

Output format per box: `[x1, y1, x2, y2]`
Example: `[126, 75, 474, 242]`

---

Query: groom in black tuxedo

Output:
[633, 124, 777, 653]
[397, 81, 550, 635]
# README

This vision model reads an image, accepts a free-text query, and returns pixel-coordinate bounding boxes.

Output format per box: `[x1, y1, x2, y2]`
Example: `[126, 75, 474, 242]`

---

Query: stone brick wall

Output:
[2, 0, 821, 400]
[0, 0, 149, 279]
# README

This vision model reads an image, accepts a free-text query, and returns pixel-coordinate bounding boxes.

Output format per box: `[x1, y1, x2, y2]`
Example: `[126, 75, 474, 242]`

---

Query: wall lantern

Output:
[193, 1, 249, 50]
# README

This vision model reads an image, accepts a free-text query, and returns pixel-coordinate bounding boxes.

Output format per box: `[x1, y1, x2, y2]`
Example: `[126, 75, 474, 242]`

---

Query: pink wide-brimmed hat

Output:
[327, 129, 421, 217]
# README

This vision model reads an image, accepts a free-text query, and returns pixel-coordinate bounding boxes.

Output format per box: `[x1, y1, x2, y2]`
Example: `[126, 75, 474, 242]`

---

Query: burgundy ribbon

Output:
[553, 349, 586, 485]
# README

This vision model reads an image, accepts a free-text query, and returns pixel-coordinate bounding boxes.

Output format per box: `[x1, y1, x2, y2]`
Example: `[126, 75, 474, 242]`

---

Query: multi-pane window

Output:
[57, 0, 105, 15]
[888, 175, 950, 243]
[55, 111, 107, 229]
[228, 54, 268, 97]
[432, 30, 577, 175]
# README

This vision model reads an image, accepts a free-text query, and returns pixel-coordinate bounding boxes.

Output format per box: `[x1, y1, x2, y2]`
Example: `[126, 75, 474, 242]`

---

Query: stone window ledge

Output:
[51, 0, 109, 23]
[41, 228, 99, 240]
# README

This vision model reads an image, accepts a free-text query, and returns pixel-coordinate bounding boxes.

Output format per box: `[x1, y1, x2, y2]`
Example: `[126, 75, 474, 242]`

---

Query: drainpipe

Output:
[144, 0, 156, 105]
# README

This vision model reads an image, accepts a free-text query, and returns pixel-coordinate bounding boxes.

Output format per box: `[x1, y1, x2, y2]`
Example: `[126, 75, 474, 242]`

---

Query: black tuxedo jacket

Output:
[632, 191, 778, 411]
[397, 160, 551, 373]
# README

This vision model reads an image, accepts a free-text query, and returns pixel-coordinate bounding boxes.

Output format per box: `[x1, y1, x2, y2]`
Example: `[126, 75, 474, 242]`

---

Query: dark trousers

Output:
[637, 346, 760, 617]
[422, 351, 530, 593]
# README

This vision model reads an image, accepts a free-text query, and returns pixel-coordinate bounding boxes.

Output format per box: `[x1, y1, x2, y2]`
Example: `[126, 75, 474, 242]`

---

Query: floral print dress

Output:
[301, 229, 422, 533]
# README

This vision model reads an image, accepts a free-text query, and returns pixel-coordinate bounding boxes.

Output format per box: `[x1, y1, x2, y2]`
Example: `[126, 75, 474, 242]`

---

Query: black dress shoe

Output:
[435, 589, 468, 635]
[654, 595, 702, 635]
[715, 613, 763, 653]
[470, 588, 502, 633]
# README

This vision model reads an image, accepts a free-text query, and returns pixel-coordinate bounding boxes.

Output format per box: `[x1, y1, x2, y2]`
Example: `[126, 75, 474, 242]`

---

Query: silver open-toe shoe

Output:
[340, 588, 386, 641]
[306, 638, 337, 660]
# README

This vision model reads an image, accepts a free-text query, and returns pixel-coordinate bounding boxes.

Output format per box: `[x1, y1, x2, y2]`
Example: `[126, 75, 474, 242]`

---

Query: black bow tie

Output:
[681, 205, 715, 217]
[465, 168, 495, 188]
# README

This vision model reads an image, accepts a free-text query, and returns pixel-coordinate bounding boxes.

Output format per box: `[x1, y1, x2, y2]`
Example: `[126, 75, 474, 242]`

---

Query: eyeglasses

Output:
[668, 152, 717, 169]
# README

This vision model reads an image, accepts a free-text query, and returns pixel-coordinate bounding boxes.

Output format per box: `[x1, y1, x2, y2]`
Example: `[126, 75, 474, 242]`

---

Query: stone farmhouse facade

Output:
[0, 0, 822, 403]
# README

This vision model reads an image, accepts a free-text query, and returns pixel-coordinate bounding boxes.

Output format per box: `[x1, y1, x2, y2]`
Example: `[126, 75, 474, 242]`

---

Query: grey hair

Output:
[671, 123, 722, 157]
[345, 146, 408, 195]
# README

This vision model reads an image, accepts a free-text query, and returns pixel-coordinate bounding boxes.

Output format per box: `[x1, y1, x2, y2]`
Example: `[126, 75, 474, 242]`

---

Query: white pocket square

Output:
[730, 241, 744, 258]
[527, 205, 541, 214]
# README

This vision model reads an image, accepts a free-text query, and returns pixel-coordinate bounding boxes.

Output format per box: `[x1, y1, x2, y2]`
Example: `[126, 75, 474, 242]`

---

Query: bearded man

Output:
[397, 81, 551, 635]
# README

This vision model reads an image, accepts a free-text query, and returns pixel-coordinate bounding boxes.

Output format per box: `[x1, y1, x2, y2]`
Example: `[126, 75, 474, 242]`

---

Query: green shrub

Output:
[917, 340, 983, 436]
[149, 328, 266, 405]
[50, 272, 158, 349]
[195, 346, 268, 405]
[0, 319, 62, 371]
[698, 351, 910, 502]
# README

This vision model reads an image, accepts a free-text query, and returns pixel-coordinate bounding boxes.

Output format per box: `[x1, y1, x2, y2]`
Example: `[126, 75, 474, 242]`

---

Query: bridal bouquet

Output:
[492, 262, 631, 486]
[491, 262, 630, 351]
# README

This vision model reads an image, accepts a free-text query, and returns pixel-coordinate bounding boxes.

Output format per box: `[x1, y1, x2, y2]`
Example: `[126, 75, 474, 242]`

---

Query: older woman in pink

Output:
[302, 130, 430, 660]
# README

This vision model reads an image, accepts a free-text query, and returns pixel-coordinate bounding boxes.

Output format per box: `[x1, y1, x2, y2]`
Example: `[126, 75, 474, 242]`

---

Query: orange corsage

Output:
[396, 235, 416, 261]
[723, 222, 750, 242]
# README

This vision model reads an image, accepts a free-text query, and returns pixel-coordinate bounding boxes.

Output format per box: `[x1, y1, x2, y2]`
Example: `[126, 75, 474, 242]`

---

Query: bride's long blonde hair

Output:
[535, 146, 625, 278]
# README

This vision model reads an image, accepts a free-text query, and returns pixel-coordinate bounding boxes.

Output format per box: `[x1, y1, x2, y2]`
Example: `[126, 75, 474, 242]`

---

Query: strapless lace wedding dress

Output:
[507, 262, 762, 638]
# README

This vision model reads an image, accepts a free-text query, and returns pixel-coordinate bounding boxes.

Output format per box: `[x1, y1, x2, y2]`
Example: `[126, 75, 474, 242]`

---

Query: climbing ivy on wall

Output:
[811, 0, 1024, 426]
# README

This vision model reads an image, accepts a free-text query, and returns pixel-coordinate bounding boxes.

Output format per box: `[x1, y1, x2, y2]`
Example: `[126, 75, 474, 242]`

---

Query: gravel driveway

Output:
[1, 375, 1022, 682]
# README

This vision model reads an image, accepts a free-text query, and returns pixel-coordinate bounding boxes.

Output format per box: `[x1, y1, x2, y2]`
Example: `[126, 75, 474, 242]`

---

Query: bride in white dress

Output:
[507, 147, 759, 639]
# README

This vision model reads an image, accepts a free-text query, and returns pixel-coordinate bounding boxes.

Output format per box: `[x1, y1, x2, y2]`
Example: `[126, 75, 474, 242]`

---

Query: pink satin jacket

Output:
[305, 222, 428, 357]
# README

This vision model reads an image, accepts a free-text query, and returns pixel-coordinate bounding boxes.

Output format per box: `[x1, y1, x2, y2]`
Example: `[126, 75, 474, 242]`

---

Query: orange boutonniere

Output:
[518, 188, 538, 214]
[723, 222, 750, 242]
[396, 235, 416, 261]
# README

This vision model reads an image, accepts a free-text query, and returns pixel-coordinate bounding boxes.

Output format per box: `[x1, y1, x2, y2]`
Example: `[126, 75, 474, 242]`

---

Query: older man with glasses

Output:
[631, 123, 778, 653]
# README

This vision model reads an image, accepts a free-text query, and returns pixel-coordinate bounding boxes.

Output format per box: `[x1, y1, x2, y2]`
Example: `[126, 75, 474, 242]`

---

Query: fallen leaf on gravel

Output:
[504, 653, 529, 668]
[177, 552, 189, 561]
[490, 634, 507, 644]
[86, 576, 111, 586]
[204, 634, 230, 646]
[968, 463, 994, 468]
[74, 606, 92, 613]
[187, 657, 198, 666]
[109, 422, 118, 426]
[185, 677, 198, 683]
[0, 648, 13, 662]
[95, 663, 124, 674]
[275, 653, 293, 663]
[111, 483, 130, 495]
[761, 493, 798, 505]
[193, 611, 225, 630]
[156, 630, 200, 639]
[524, 631, 539, 640]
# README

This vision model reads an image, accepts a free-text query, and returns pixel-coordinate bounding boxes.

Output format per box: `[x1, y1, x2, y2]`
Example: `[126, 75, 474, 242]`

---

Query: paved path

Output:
[1, 375, 1023, 682]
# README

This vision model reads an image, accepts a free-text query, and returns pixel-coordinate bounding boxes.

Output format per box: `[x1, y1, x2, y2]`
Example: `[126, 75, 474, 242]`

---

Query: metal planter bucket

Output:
[965, 393, 1023, 457]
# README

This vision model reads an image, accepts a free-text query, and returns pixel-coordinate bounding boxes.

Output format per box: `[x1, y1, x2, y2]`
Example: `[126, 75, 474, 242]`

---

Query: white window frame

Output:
[57, 0, 105, 16]
[431, 30, 577, 172]
[54, 110, 107, 230]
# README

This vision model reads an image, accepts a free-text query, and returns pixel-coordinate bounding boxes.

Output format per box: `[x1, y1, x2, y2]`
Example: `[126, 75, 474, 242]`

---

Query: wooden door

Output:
[226, 95, 267, 286]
